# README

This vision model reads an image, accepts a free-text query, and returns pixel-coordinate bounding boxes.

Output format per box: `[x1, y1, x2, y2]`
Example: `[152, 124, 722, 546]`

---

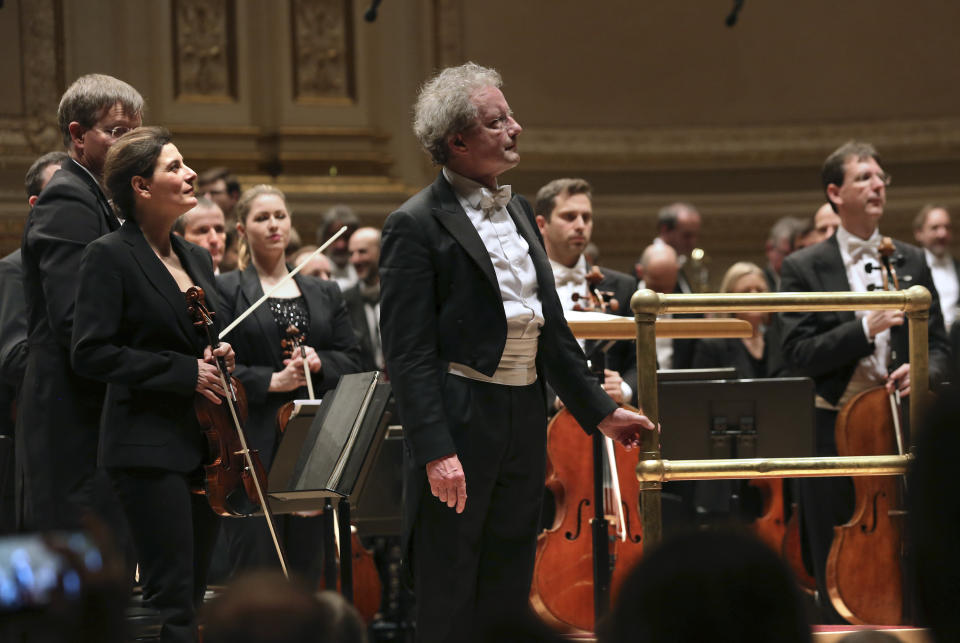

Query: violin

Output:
[529, 277, 643, 632]
[274, 325, 382, 622]
[185, 286, 289, 577]
[825, 237, 908, 624]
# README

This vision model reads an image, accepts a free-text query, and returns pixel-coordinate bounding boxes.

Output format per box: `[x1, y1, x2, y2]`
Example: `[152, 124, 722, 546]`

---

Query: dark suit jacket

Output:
[380, 173, 617, 548]
[0, 250, 27, 389]
[779, 233, 951, 407]
[341, 283, 380, 372]
[17, 160, 120, 526]
[692, 335, 768, 379]
[216, 264, 362, 466]
[72, 221, 220, 473]
[0, 250, 26, 439]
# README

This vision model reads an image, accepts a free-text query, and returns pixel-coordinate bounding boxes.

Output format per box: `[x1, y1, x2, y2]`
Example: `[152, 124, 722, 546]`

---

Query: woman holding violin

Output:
[71, 126, 234, 643]
[215, 185, 361, 582]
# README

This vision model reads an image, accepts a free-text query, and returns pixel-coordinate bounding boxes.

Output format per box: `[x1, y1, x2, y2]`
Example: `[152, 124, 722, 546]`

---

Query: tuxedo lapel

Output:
[813, 235, 852, 291]
[122, 222, 197, 342]
[429, 174, 500, 295]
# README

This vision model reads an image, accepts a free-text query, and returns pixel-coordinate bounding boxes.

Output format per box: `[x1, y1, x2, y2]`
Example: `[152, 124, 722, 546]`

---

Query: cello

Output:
[530, 268, 643, 632]
[276, 325, 383, 623]
[186, 286, 289, 577]
[825, 237, 908, 625]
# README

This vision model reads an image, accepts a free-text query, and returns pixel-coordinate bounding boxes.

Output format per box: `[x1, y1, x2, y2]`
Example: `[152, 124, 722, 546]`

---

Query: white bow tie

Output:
[554, 264, 587, 287]
[478, 185, 512, 214]
[846, 236, 879, 263]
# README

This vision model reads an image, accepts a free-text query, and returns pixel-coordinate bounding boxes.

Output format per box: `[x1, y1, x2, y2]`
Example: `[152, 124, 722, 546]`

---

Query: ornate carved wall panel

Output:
[171, 0, 237, 102]
[0, 0, 63, 161]
[290, 0, 355, 104]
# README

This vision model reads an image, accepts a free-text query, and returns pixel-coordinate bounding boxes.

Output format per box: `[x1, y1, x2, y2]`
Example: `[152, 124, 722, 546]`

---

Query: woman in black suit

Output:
[693, 262, 773, 378]
[71, 127, 235, 643]
[215, 184, 361, 582]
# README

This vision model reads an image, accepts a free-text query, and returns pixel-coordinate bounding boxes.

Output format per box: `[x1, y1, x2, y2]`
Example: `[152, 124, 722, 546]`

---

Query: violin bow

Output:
[219, 226, 348, 341]
[188, 289, 290, 578]
[283, 325, 315, 401]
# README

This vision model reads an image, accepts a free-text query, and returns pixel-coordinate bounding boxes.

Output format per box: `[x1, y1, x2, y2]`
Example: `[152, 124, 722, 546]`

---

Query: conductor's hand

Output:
[866, 310, 904, 338]
[598, 407, 656, 449]
[601, 369, 624, 404]
[426, 454, 467, 514]
[196, 360, 226, 404]
[886, 363, 911, 397]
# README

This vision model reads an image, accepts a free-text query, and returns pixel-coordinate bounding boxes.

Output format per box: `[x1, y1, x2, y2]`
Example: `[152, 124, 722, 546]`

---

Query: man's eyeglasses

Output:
[852, 172, 892, 187]
[97, 126, 134, 139]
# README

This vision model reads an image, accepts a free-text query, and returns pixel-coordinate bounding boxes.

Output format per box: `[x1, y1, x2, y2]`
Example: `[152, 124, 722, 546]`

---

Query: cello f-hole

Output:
[565, 499, 590, 541]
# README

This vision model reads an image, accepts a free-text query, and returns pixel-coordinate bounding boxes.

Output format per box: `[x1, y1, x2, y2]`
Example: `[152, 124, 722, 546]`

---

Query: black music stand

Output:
[267, 371, 393, 602]
[658, 376, 815, 525]
[658, 377, 816, 460]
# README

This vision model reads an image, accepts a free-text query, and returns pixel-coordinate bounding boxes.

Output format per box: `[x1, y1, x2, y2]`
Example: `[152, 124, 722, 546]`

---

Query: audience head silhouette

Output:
[600, 529, 810, 643]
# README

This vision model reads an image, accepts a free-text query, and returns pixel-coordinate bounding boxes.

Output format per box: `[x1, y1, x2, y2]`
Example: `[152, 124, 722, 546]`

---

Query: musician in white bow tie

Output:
[779, 140, 951, 624]
[379, 63, 655, 642]
[534, 177, 638, 408]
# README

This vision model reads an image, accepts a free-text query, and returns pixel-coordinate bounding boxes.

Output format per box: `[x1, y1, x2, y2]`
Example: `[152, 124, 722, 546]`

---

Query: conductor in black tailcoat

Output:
[533, 177, 638, 409]
[18, 74, 143, 531]
[379, 62, 655, 642]
[779, 140, 950, 623]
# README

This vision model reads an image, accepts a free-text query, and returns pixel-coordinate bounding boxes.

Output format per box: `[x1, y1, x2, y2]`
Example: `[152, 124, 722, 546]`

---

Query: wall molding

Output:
[520, 117, 960, 171]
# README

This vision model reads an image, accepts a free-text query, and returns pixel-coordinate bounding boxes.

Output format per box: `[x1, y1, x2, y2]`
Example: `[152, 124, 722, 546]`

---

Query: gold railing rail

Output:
[630, 286, 932, 548]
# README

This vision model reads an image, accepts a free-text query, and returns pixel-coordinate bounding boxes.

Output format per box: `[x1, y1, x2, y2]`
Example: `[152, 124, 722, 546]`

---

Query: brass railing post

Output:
[904, 285, 932, 433]
[631, 289, 663, 549]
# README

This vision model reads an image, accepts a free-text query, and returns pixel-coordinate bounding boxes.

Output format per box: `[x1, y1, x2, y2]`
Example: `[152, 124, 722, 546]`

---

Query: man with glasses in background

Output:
[778, 140, 950, 623]
[18, 74, 143, 536]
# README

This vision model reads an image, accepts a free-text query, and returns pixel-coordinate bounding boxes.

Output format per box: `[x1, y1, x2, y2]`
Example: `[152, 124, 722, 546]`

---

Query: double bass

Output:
[530, 267, 643, 632]
[825, 238, 908, 625]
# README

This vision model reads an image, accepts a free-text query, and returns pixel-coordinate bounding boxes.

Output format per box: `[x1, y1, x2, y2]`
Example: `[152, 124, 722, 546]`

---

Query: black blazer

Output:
[0, 250, 26, 439]
[380, 172, 617, 469]
[72, 221, 221, 473]
[341, 283, 380, 372]
[216, 264, 362, 466]
[779, 233, 951, 406]
[0, 250, 27, 389]
[692, 335, 768, 379]
[17, 161, 120, 526]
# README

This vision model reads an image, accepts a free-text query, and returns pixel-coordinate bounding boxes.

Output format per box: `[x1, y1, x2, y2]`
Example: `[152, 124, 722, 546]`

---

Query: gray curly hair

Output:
[413, 62, 502, 166]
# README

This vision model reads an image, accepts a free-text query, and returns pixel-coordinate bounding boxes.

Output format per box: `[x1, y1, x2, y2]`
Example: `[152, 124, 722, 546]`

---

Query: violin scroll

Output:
[570, 266, 620, 313]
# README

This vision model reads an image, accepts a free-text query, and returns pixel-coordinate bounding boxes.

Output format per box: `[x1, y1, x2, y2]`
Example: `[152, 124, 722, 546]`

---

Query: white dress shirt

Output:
[829, 225, 891, 409]
[443, 167, 543, 385]
[924, 248, 959, 329]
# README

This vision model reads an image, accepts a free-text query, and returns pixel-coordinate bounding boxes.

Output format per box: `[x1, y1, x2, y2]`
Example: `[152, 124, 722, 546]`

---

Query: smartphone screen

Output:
[0, 531, 103, 611]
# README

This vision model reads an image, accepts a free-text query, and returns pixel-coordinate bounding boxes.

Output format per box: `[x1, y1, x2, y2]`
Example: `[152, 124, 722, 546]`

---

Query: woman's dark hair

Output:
[102, 126, 172, 220]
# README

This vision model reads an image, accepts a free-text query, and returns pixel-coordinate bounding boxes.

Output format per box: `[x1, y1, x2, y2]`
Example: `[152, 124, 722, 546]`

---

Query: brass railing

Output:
[630, 286, 932, 548]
